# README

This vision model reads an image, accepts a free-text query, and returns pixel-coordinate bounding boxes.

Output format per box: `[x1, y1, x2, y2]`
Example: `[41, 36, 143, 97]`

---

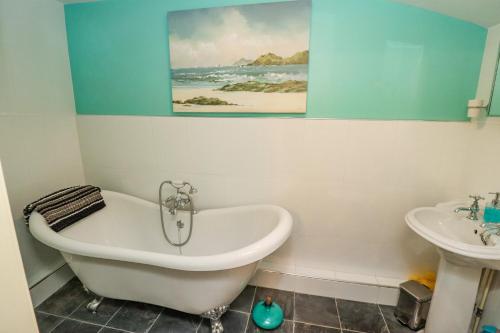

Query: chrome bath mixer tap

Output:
[158, 180, 198, 247]
[162, 181, 198, 215]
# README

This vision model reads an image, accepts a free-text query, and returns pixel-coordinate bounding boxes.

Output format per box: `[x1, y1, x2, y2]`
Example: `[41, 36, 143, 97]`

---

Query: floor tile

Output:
[99, 328, 128, 333]
[106, 301, 162, 333]
[337, 299, 388, 333]
[231, 285, 256, 312]
[70, 298, 124, 325]
[51, 319, 101, 333]
[37, 277, 89, 316]
[294, 322, 341, 333]
[246, 319, 294, 332]
[35, 311, 64, 333]
[199, 310, 248, 333]
[294, 293, 340, 328]
[253, 287, 294, 320]
[149, 307, 201, 333]
[379, 305, 415, 333]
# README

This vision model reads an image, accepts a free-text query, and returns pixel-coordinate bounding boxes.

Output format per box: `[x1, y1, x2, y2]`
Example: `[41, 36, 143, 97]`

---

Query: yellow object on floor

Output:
[409, 272, 436, 290]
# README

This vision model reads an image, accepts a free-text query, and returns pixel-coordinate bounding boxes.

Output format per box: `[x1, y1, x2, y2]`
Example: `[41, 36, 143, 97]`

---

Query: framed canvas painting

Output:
[167, 0, 311, 113]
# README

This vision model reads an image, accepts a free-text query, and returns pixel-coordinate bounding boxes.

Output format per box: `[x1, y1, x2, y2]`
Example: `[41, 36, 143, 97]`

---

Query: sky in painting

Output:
[168, 0, 311, 69]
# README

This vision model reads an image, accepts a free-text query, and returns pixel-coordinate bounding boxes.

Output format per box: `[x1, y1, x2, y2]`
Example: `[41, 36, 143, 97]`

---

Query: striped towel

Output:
[24, 185, 106, 232]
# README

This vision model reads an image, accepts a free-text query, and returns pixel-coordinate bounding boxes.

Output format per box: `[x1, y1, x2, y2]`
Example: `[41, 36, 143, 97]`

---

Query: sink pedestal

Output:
[405, 204, 500, 332]
[425, 255, 482, 333]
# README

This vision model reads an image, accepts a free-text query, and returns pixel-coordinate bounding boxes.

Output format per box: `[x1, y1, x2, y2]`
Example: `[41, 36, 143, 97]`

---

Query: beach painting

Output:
[167, 0, 311, 113]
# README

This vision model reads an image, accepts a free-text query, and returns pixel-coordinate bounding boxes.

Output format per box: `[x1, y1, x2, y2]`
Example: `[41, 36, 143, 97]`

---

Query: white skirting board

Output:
[250, 266, 402, 306]
[30, 264, 75, 307]
[30, 263, 401, 307]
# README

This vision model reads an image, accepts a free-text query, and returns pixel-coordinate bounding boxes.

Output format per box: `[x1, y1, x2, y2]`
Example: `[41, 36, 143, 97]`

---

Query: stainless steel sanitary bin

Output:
[394, 280, 433, 330]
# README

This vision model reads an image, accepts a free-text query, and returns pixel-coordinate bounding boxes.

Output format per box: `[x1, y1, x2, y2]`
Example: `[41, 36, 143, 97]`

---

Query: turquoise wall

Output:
[65, 0, 486, 120]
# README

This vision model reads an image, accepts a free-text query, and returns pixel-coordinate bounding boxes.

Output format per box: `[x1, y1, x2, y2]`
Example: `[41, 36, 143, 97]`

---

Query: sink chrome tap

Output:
[479, 223, 500, 245]
[454, 195, 484, 221]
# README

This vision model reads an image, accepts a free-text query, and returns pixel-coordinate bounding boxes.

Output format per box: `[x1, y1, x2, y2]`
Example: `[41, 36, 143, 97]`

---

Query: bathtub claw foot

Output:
[210, 319, 224, 333]
[86, 297, 104, 314]
[201, 305, 229, 333]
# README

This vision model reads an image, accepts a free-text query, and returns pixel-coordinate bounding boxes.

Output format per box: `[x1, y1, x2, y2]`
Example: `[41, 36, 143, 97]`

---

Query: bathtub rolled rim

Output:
[28, 192, 293, 272]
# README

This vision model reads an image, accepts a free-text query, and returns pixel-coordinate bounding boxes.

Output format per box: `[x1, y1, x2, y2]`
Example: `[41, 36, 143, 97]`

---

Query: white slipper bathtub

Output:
[29, 190, 292, 327]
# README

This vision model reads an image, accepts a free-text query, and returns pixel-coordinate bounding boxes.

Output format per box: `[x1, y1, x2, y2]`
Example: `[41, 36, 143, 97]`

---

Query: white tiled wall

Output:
[77, 115, 500, 282]
[0, 0, 85, 287]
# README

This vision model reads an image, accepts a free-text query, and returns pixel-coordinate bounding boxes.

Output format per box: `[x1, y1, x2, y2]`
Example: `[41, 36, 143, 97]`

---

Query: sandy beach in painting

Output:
[170, 63, 309, 113]
[172, 87, 307, 113]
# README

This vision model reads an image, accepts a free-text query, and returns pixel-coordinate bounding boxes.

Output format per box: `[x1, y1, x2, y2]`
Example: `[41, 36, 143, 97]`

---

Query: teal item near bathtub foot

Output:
[252, 296, 284, 330]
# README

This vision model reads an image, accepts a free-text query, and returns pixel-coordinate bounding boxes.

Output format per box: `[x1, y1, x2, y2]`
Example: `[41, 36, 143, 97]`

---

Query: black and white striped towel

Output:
[23, 185, 106, 232]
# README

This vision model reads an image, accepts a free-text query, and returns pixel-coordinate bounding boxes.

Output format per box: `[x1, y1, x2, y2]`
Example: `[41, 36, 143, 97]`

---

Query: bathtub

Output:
[29, 190, 292, 318]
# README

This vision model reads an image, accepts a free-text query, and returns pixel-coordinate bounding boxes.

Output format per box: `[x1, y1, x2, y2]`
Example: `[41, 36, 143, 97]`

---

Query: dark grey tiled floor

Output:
[336, 299, 388, 333]
[379, 305, 414, 333]
[107, 301, 162, 333]
[35, 277, 411, 333]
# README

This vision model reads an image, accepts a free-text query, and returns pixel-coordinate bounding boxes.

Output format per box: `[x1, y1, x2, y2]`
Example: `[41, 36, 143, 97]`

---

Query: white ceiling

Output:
[393, 0, 500, 27]
[60, 0, 500, 28]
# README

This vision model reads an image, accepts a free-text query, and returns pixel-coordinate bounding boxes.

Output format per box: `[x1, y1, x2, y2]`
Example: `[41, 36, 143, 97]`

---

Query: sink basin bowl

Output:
[405, 202, 500, 333]
[406, 206, 500, 269]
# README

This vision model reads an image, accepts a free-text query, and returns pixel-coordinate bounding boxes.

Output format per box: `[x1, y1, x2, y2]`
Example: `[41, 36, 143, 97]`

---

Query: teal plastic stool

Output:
[252, 296, 284, 330]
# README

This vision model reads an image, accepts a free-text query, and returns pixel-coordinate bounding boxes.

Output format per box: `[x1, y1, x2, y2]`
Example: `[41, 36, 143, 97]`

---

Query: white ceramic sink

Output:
[405, 202, 500, 333]
[406, 205, 500, 269]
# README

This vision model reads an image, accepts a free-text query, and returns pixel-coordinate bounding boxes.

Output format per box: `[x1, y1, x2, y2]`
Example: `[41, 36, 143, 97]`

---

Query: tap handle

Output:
[162, 180, 197, 194]
[169, 180, 186, 190]
[489, 192, 500, 206]
[469, 195, 485, 203]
